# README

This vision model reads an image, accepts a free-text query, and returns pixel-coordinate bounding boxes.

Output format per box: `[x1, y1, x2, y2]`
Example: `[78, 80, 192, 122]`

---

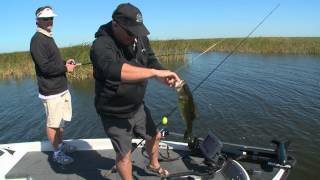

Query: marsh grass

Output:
[151, 39, 190, 62]
[1, 37, 320, 80]
[180, 37, 320, 54]
[0, 52, 34, 79]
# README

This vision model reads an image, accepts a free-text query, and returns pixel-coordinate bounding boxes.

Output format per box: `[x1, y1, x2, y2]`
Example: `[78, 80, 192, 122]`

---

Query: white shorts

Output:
[42, 91, 72, 128]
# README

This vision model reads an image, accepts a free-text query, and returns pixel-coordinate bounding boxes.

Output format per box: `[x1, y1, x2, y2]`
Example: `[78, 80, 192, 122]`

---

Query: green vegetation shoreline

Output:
[1, 37, 319, 80]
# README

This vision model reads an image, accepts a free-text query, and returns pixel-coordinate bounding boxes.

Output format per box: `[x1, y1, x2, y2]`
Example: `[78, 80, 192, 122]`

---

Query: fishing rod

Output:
[191, 4, 280, 93]
[164, 3, 281, 118]
[156, 52, 192, 57]
[73, 62, 91, 66]
[73, 52, 194, 66]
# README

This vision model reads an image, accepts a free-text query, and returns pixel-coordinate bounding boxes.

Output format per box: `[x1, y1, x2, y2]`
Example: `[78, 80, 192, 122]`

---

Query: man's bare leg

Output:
[47, 127, 61, 150]
[146, 132, 161, 168]
[116, 151, 132, 180]
[57, 127, 63, 144]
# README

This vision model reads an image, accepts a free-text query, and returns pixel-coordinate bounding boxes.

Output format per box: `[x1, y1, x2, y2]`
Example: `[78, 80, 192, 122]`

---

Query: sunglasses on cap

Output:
[39, 17, 54, 21]
[117, 22, 135, 37]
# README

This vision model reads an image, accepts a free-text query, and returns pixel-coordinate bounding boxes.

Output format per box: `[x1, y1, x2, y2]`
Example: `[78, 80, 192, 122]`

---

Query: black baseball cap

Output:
[112, 3, 150, 36]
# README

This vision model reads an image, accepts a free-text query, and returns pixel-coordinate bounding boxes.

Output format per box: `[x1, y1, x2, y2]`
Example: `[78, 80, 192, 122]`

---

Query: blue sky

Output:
[0, 0, 319, 53]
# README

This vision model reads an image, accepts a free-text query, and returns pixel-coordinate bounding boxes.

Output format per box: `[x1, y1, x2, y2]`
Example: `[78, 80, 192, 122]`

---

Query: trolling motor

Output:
[267, 140, 292, 169]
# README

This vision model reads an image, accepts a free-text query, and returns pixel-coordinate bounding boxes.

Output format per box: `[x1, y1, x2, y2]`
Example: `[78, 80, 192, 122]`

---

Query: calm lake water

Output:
[1, 52, 319, 180]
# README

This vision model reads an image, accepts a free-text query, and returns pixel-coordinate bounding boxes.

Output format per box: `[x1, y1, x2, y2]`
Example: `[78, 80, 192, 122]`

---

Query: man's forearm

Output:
[121, 63, 155, 81]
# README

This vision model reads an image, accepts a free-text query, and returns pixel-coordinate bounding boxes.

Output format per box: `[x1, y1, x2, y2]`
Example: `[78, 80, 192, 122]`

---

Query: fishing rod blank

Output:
[164, 3, 280, 118]
[174, 40, 224, 73]
[191, 3, 280, 94]
[74, 52, 193, 66]
[74, 62, 92, 66]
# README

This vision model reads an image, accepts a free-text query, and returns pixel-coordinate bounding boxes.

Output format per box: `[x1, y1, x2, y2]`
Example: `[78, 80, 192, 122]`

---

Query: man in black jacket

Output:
[30, 6, 77, 165]
[90, 3, 180, 179]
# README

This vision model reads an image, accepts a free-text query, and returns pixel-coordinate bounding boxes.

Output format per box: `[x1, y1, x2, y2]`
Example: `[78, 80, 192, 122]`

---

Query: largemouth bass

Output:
[175, 80, 196, 142]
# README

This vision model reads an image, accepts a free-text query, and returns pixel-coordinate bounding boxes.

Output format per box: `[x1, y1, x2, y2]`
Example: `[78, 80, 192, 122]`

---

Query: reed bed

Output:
[151, 39, 190, 62]
[0, 52, 34, 79]
[184, 37, 320, 55]
[1, 37, 319, 80]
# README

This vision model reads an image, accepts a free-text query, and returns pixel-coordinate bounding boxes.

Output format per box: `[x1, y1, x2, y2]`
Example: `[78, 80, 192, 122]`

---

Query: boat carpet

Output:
[5, 148, 201, 180]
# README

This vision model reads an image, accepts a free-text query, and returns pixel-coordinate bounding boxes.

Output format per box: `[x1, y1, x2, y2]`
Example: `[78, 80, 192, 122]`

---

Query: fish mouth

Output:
[174, 80, 185, 89]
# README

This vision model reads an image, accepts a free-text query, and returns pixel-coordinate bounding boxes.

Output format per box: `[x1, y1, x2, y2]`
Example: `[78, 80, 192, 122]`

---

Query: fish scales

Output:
[175, 80, 196, 141]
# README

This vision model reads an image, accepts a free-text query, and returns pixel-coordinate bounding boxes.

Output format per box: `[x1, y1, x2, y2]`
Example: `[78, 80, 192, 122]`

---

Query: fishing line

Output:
[164, 3, 280, 118]
[174, 40, 224, 73]
[191, 3, 280, 94]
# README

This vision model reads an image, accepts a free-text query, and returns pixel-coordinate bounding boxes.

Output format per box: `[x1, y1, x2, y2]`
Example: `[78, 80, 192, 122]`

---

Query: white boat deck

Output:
[0, 138, 291, 180]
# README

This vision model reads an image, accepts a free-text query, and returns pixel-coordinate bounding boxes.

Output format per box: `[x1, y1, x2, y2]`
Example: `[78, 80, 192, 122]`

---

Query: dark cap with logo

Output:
[112, 3, 150, 36]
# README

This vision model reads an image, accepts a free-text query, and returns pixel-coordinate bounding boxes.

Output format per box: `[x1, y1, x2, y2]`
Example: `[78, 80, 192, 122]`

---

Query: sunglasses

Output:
[39, 17, 54, 21]
[117, 22, 135, 37]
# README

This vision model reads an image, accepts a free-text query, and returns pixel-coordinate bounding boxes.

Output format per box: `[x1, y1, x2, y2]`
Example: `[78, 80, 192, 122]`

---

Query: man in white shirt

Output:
[30, 6, 77, 165]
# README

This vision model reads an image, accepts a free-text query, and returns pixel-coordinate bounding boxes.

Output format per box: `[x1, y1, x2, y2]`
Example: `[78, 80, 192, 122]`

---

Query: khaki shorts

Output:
[42, 91, 72, 128]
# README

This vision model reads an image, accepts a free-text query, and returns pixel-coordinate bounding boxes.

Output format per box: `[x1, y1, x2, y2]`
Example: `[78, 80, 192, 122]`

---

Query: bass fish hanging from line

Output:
[175, 80, 196, 142]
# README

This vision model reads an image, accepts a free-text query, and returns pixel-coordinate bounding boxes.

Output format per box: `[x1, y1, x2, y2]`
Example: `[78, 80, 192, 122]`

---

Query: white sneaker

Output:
[53, 151, 74, 165]
[60, 143, 77, 153]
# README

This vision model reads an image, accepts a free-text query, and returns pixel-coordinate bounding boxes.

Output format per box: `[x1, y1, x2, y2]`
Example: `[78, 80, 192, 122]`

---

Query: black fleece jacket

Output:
[30, 32, 68, 96]
[90, 22, 164, 119]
